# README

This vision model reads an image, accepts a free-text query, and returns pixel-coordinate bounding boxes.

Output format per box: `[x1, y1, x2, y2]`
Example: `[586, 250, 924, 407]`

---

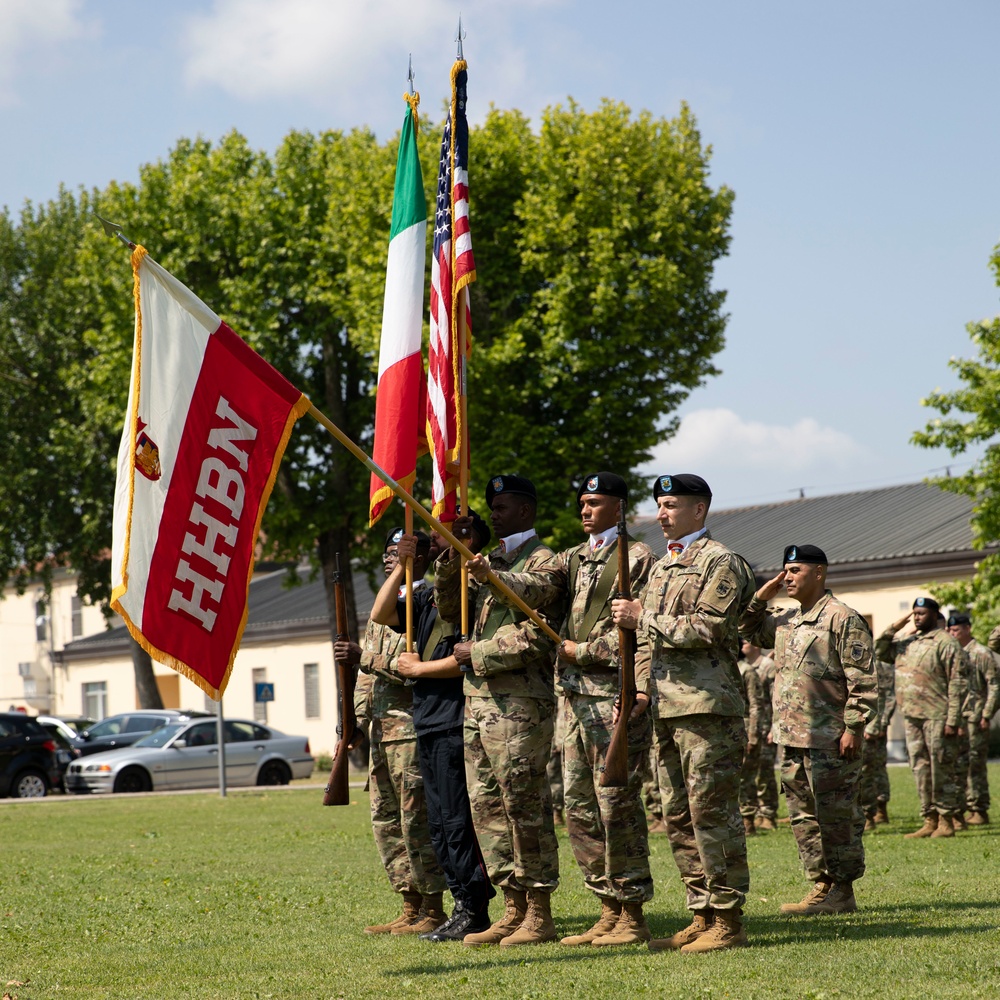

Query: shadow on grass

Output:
[379, 903, 999, 977]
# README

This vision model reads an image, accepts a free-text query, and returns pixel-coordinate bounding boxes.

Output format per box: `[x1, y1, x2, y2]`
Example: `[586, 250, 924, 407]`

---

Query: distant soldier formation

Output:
[345, 471, 1000, 952]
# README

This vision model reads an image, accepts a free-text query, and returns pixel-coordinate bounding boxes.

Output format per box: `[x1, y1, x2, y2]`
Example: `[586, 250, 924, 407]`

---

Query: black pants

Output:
[417, 726, 495, 911]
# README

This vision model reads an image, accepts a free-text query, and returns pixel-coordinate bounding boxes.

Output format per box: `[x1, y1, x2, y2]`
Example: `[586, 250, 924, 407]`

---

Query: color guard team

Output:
[340, 471, 1000, 951]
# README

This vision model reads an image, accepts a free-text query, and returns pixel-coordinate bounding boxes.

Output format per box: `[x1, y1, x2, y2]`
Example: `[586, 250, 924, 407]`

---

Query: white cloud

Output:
[0, 0, 91, 106]
[181, 0, 562, 111]
[638, 408, 871, 511]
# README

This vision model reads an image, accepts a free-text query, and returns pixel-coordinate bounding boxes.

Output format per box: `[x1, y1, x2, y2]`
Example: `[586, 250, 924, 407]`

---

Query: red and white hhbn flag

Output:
[111, 247, 310, 699]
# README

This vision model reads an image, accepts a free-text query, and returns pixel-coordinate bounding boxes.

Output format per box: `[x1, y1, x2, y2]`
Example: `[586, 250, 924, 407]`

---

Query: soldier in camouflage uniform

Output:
[612, 474, 756, 954]
[436, 475, 563, 947]
[478, 472, 657, 947]
[741, 544, 877, 915]
[947, 614, 1000, 825]
[750, 647, 780, 828]
[338, 529, 448, 935]
[875, 597, 970, 838]
[860, 659, 895, 829]
[737, 642, 765, 837]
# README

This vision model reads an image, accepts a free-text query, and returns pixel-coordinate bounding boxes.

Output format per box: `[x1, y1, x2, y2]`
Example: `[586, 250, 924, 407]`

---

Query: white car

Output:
[64, 717, 314, 794]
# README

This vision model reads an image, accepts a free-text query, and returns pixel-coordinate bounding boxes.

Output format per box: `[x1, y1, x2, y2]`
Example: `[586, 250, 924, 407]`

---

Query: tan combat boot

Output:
[931, 814, 956, 838]
[463, 888, 527, 947]
[743, 817, 757, 836]
[648, 910, 713, 952]
[560, 898, 620, 946]
[864, 816, 877, 833]
[498, 890, 557, 947]
[592, 902, 651, 947]
[394, 892, 448, 935]
[952, 812, 967, 831]
[680, 908, 747, 953]
[967, 810, 989, 825]
[365, 891, 422, 934]
[780, 880, 833, 915]
[904, 813, 938, 839]
[809, 882, 856, 914]
[756, 815, 777, 831]
[874, 803, 890, 825]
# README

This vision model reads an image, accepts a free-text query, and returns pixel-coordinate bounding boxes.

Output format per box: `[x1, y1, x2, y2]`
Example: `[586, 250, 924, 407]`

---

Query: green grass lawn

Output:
[2, 766, 999, 999]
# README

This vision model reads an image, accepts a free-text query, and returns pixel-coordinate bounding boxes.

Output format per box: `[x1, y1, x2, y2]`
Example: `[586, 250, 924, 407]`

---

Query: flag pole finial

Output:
[96, 214, 137, 250]
[455, 15, 465, 60]
[407, 53, 415, 94]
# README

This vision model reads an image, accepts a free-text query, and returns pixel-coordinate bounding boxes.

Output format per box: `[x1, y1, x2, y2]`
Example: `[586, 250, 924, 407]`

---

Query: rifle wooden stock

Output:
[600, 501, 636, 788]
[323, 555, 357, 806]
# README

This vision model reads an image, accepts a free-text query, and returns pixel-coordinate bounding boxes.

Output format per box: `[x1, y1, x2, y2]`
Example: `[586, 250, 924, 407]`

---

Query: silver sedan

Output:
[64, 718, 314, 794]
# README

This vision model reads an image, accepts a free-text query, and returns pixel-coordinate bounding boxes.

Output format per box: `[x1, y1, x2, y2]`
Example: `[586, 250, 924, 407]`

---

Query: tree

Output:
[0, 99, 733, 685]
[912, 239, 1000, 640]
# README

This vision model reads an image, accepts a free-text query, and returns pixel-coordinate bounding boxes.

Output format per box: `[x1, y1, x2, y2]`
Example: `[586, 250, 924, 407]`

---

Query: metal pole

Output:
[217, 696, 227, 798]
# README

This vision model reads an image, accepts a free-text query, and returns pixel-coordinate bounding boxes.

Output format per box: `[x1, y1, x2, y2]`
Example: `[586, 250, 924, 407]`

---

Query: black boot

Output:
[424, 900, 491, 942]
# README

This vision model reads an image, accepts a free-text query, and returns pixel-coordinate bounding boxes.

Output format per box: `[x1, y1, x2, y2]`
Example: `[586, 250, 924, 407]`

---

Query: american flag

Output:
[427, 60, 476, 522]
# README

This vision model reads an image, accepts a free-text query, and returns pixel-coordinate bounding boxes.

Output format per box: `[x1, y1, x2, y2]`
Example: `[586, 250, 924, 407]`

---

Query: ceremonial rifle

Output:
[323, 554, 359, 806]
[600, 500, 636, 788]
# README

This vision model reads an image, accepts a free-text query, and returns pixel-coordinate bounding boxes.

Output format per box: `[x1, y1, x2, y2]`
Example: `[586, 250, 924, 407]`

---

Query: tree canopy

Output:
[0, 98, 734, 661]
[912, 239, 1000, 640]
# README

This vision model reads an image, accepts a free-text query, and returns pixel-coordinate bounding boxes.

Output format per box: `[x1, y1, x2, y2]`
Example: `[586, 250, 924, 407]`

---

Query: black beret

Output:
[913, 596, 940, 613]
[486, 474, 536, 508]
[385, 527, 431, 553]
[466, 508, 491, 548]
[384, 526, 405, 551]
[652, 473, 712, 500]
[577, 471, 628, 504]
[947, 612, 971, 627]
[783, 544, 828, 565]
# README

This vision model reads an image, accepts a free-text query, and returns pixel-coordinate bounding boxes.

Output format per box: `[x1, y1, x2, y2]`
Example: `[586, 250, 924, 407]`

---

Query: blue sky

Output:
[3, 0, 999, 512]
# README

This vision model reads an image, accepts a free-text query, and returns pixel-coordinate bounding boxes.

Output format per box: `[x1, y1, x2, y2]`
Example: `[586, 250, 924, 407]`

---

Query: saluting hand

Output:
[755, 570, 787, 603]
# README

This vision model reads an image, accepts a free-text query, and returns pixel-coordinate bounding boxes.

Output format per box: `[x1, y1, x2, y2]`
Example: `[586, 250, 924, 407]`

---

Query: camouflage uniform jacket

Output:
[962, 639, 1000, 725]
[359, 618, 413, 743]
[740, 590, 877, 750]
[635, 531, 756, 719]
[738, 658, 764, 741]
[865, 660, 897, 737]
[753, 654, 776, 739]
[988, 625, 1000, 655]
[434, 536, 561, 702]
[486, 534, 656, 698]
[874, 626, 969, 725]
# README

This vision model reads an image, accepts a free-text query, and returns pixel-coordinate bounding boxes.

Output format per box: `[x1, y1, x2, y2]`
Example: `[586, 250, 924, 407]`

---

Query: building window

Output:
[304, 663, 320, 719]
[35, 600, 47, 642]
[82, 681, 108, 720]
[252, 667, 267, 724]
[71, 595, 83, 639]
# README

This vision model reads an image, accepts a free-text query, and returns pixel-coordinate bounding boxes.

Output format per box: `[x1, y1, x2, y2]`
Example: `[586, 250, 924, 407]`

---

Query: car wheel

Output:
[256, 760, 290, 786]
[113, 766, 152, 794]
[12, 769, 49, 799]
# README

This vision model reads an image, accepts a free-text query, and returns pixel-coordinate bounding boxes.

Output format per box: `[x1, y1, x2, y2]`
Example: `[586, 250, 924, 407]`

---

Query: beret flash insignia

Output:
[659, 475, 672, 493]
[586, 475, 600, 492]
[390, 529, 403, 543]
[492, 476, 504, 493]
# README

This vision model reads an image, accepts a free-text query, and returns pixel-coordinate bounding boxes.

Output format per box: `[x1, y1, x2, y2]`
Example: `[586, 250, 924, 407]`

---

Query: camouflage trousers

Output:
[755, 740, 779, 819]
[954, 726, 970, 810]
[562, 693, 653, 903]
[642, 747, 662, 821]
[652, 713, 748, 911]
[465, 693, 559, 891]
[903, 717, 961, 818]
[369, 736, 447, 895]
[739, 739, 761, 819]
[860, 732, 890, 817]
[965, 723, 991, 812]
[548, 694, 567, 811]
[781, 745, 865, 884]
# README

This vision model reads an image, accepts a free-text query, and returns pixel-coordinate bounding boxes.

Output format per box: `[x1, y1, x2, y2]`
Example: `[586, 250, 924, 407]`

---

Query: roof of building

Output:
[630, 480, 988, 580]
[62, 481, 986, 658]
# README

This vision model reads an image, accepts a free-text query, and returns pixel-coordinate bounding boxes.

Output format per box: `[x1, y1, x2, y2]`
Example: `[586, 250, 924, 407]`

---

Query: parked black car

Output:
[0, 712, 63, 798]
[75, 710, 209, 756]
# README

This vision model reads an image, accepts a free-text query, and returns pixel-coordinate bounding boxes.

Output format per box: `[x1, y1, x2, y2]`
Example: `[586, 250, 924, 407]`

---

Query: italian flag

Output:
[369, 101, 428, 526]
[111, 248, 309, 699]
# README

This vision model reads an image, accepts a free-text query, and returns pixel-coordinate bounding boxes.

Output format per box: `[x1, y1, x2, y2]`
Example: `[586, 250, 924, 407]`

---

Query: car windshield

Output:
[134, 723, 185, 748]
